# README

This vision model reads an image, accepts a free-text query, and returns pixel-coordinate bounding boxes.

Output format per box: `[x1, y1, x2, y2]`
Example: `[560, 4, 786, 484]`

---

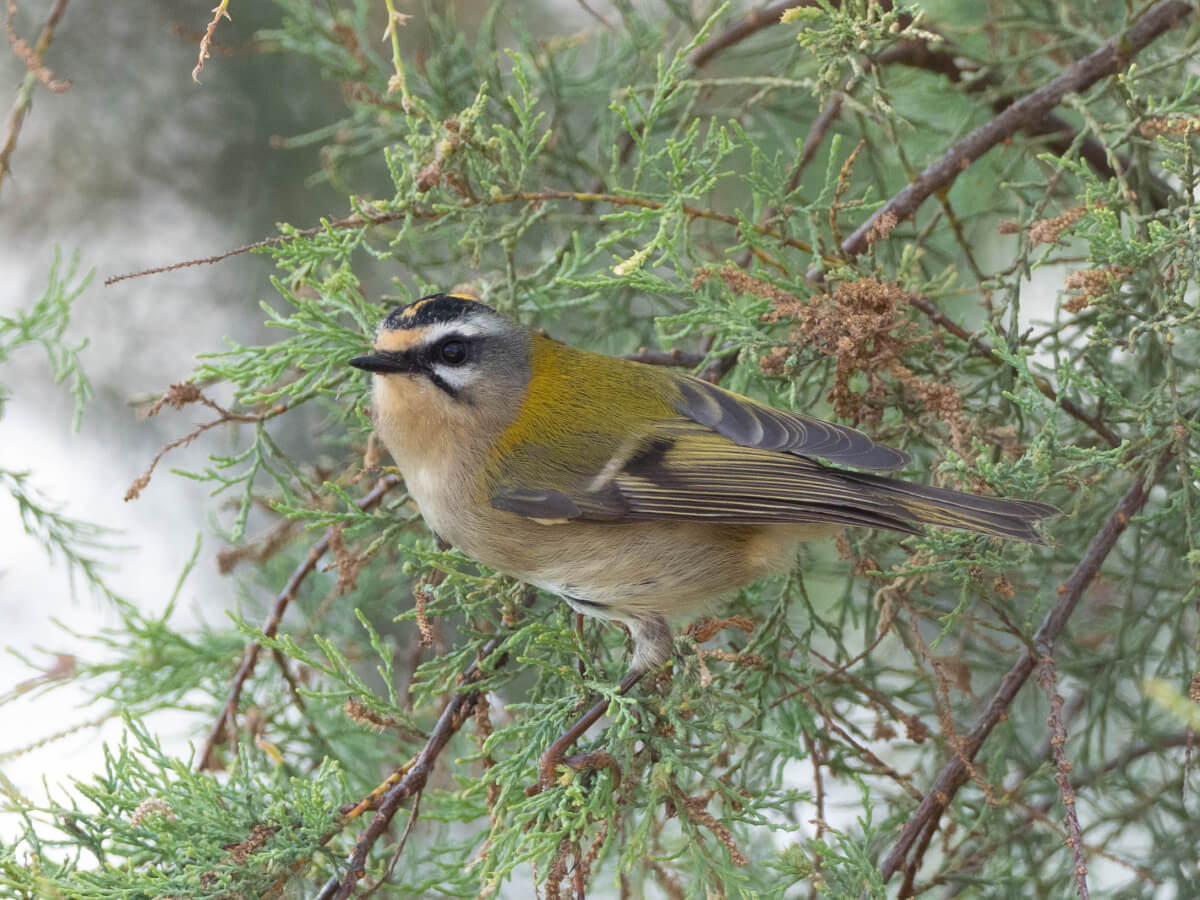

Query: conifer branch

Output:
[198, 475, 402, 771]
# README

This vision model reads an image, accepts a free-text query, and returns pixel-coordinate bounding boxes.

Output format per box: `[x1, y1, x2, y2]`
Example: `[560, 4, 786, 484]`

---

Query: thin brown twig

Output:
[125, 384, 292, 502]
[905, 293, 1121, 449]
[170, 23, 262, 57]
[0, 0, 71, 194]
[105, 234, 295, 284]
[1037, 653, 1092, 900]
[838, 1, 1193, 263]
[197, 475, 402, 771]
[192, 0, 231, 82]
[104, 190, 827, 286]
[878, 467, 1152, 883]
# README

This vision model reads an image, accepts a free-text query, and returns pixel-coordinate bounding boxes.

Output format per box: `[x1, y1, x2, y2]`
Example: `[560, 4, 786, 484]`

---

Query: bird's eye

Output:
[437, 339, 468, 365]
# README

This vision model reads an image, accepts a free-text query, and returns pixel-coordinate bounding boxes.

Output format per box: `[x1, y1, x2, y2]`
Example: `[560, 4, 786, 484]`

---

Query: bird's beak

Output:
[348, 352, 412, 374]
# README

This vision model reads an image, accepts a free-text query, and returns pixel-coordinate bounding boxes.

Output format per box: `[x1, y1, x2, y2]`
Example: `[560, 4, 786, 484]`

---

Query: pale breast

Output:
[371, 374, 486, 543]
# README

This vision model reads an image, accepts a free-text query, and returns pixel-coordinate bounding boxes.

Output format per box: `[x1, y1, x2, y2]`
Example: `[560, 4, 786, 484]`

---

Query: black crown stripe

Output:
[382, 293, 496, 330]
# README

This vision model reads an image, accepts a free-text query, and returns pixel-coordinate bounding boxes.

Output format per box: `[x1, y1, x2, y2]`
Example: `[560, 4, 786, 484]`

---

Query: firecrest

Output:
[349, 293, 1058, 673]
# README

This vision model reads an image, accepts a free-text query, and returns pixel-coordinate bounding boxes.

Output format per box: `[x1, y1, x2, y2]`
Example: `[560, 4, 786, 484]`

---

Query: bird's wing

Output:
[490, 420, 923, 532]
[668, 372, 910, 471]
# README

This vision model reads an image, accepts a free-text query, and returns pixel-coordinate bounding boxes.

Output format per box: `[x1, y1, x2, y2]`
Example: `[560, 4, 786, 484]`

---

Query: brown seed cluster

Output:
[891, 364, 968, 455]
[707, 268, 979, 455]
[767, 278, 973, 449]
[865, 210, 900, 245]
[1063, 265, 1132, 313]
[764, 276, 919, 425]
[328, 525, 369, 594]
[1139, 116, 1200, 137]
[1029, 205, 1088, 246]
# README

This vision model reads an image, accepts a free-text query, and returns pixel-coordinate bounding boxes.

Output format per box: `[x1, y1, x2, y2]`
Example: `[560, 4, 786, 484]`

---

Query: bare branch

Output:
[878, 468, 1153, 882]
[125, 384, 291, 502]
[840, 1, 1193, 262]
[877, 40, 1172, 208]
[689, 1, 812, 68]
[0, 0, 71, 194]
[1037, 654, 1091, 900]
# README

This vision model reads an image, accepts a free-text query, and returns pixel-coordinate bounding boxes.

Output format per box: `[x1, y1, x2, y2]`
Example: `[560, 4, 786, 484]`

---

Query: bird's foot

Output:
[529, 669, 644, 794]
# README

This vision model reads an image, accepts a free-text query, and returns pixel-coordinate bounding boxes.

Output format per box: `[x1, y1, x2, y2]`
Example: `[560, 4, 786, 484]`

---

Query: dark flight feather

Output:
[671, 374, 911, 472]
[492, 422, 1057, 544]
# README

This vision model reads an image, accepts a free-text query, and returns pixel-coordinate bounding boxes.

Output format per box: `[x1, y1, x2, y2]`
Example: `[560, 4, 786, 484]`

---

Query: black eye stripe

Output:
[406, 334, 477, 399]
[424, 368, 459, 397]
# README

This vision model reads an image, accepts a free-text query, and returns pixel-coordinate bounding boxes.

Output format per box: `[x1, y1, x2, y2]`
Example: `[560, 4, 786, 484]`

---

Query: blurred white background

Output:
[0, 1, 348, 811]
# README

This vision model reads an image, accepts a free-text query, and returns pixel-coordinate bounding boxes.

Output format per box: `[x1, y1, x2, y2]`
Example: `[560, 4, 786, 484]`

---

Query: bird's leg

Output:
[575, 613, 586, 677]
[535, 668, 644, 792]
[534, 614, 672, 792]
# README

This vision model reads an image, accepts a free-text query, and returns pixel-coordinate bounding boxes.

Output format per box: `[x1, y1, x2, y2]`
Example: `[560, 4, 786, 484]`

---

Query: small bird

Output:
[350, 293, 1058, 675]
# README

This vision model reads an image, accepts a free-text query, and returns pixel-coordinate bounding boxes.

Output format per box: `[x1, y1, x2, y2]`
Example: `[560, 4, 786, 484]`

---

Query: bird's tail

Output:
[841, 471, 1060, 544]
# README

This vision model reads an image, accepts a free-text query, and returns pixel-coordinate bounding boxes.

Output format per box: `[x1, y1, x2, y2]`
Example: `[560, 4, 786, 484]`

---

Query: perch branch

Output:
[317, 602, 531, 900]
